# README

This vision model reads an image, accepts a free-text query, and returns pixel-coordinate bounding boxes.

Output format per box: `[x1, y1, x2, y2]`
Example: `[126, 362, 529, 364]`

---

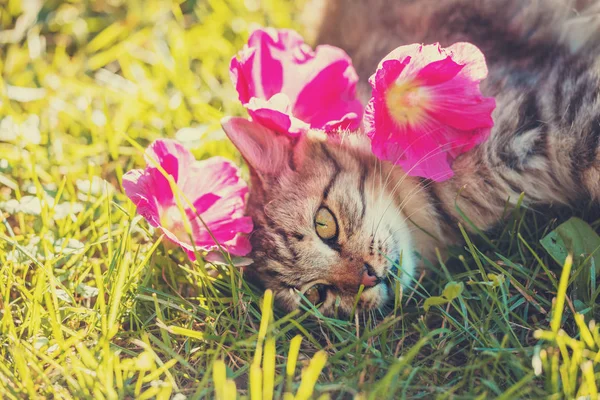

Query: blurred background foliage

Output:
[0, 0, 305, 179]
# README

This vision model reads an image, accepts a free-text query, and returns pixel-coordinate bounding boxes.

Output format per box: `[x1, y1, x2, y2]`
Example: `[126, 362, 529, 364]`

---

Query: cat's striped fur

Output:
[222, 0, 600, 316]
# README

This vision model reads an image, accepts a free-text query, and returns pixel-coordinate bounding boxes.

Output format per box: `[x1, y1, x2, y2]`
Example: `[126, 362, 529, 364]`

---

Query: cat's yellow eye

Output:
[315, 207, 337, 240]
[304, 284, 328, 305]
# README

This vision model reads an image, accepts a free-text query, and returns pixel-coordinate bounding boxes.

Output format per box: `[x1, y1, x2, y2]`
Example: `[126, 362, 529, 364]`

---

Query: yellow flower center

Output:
[384, 79, 430, 126]
[160, 205, 192, 243]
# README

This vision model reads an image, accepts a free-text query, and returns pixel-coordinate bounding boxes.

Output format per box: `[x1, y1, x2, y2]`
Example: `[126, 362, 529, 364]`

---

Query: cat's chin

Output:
[359, 283, 391, 310]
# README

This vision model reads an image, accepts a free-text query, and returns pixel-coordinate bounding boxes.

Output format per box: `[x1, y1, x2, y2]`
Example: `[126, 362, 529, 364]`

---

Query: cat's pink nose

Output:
[361, 264, 381, 288]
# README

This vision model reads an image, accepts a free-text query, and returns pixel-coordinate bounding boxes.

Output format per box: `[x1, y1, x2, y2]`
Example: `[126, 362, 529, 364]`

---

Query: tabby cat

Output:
[221, 0, 600, 316]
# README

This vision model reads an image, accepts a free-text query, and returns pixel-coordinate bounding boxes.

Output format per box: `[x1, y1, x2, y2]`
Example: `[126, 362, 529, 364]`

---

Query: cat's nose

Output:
[361, 263, 381, 288]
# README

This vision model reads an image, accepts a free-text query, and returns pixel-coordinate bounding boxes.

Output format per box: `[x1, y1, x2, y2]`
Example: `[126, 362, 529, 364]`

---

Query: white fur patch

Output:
[365, 180, 417, 289]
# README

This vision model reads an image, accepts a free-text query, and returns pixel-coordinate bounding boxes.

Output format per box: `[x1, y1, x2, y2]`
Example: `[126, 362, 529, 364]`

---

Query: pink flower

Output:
[123, 139, 253, 259]
[364, 43, 496, 181]
[230, 27, 363, 137]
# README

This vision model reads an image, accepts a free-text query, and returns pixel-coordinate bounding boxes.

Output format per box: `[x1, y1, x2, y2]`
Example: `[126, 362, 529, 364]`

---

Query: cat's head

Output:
[222, 117, 423, 316]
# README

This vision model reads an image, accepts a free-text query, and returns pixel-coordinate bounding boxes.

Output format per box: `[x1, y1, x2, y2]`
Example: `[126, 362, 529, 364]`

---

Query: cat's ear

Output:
[221, 117, 292, 178]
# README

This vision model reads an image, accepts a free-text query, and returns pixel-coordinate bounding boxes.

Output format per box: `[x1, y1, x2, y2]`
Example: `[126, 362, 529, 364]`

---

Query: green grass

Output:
[1, 0, 600, 398]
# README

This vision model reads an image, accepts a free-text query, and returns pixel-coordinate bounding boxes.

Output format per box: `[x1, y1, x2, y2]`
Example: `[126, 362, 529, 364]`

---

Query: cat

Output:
[221, 0, 600, 316]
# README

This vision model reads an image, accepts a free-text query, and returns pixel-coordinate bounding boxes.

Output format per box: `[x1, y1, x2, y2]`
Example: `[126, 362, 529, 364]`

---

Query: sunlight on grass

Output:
[1, 0, 600, 398]
[534, 255, 600, 399]
[210, 291, 329, 400]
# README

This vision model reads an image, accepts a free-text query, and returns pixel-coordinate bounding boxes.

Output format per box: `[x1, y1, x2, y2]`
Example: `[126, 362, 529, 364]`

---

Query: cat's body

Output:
[222, 0, 600, 316]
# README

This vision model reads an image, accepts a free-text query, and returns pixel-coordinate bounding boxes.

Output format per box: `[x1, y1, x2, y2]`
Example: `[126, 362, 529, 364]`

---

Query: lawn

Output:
[1, 0, 600, 398]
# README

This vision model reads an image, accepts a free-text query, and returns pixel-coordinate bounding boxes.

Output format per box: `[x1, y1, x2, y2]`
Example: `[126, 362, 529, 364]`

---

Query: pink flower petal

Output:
[144, 139, 195, 180]
[321, 111, 362, 132]
[122, 169, 161, 227]
[415, 56, 464, 86]
[248, 28, 304, 100]
[446, 42, 489, 81]
[181, 156, 247, 204]
[398, 142, 454, 182]
[192, 193, 221, 215]
[230, 28, 362, 136]
[146, 167, 174, 207]
[246, 95, 309, 136]
[370, 58, 409, 95]
[427, 83, 496, 130]
[123, 139, 253, 259]
[192, 216, 254, 245]
[230, 50, 255, 104]
[379, 44, 444, 81]
[365, 42, 496, 181]
[291, 47, 362, 131]
[223, 234, 252, 256]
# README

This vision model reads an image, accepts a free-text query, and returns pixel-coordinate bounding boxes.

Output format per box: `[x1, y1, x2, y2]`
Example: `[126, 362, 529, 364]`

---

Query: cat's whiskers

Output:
[372, 127, 452, 236]
[379, 206, 430, 250]
[368, 146, 386, 237]
[371, 137, 467, 239]
[377, 210, 431, 283]
[378, 160, 482, 245]
[378, 122, 446, 201]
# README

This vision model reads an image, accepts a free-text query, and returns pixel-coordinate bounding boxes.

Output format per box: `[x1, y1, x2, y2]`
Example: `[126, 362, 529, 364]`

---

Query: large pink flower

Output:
[123, 139, 253, 259]
[364, 43, 496, 181]
[230, 27, 363, 137]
